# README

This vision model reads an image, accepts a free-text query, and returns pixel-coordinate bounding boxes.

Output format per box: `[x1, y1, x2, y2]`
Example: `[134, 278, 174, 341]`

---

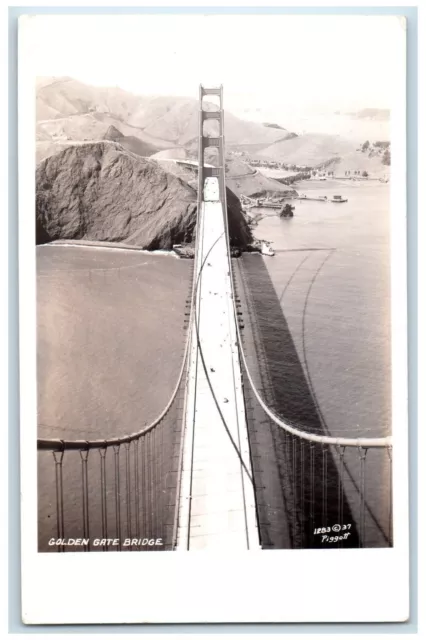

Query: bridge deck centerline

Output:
[176, 191, 259, 550]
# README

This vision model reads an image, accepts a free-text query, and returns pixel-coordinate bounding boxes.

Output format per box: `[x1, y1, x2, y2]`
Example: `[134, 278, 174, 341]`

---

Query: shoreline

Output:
[40, 239, 181, 258]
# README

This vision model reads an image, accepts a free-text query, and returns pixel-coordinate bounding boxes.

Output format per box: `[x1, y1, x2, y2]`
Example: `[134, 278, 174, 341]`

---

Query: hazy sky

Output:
[24, 13, 404, 113]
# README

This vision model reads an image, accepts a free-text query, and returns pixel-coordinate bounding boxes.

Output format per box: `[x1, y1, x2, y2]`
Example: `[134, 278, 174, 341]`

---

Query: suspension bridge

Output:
[37, 86, 393, 552]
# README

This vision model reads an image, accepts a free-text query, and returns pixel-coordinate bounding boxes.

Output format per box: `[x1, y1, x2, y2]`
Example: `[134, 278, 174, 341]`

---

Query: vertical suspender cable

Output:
[113, 444, 122, 550]
[309, 442, 315, 544]
[99, 447, 108, 550]
[387, 446, 393, 546]
[358, 447, 368, 547]
[300, 440, 305, 547]
[80, 449, 90, 551]
[125, 441, 131, 540]
[53, 450, 65, 552]
[322, 444, 328, 526]
[134, 439, 140, 542]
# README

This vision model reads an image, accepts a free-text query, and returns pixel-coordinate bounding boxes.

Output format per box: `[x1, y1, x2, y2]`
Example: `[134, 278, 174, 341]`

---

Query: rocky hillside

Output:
[255, 132, 390, 176]
[137, 98, 291, 147]
[36, 112, 172, 163]
[224, 157, 297, 198]
[36, 142, 252, 250]
[36, 76, 147, 122]
[257, 133, 355, 166]
[103, 124, 158, 157]
[153, 154, 295, 199]
[36, 77, 291, 163]
[324, 148, 390, 176]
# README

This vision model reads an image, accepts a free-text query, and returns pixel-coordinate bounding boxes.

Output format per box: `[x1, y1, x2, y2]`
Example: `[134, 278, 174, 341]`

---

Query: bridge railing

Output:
[37, 339, 190, 551]
[237, 358, 393, 549]
[216, 92, 393, 549]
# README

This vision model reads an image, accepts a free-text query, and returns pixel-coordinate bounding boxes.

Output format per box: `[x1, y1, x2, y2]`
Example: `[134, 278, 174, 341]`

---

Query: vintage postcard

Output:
[19, 12, 409, 624]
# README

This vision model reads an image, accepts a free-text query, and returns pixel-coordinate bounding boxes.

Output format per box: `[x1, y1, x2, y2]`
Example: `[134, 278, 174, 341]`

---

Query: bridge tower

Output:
[175, 85, 260, 551]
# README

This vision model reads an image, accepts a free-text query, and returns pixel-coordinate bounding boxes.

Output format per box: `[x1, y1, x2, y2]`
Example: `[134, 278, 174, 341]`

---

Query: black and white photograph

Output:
[31, 12, 401, 552]
[17, 9, 411, 625]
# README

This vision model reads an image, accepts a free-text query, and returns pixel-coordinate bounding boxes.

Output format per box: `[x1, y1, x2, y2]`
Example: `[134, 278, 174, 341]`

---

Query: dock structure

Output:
[176, 86, 260, 550]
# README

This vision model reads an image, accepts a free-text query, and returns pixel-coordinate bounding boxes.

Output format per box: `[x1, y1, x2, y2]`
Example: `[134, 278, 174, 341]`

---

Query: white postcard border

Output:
[18, 12, 410, 625]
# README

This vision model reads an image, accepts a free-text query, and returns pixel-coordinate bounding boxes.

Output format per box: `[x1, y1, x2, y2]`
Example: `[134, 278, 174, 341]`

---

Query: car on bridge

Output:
[203, 177, 220, 202]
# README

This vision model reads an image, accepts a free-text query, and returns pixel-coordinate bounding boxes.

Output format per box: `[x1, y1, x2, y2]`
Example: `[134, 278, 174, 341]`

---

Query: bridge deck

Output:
[177, 200, 259, 550]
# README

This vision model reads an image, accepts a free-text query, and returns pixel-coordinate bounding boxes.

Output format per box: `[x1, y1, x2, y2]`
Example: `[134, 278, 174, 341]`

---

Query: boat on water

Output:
[261, 241, 275, 256]
[295, 194, 347, 203]
[296, 194, 327, 202]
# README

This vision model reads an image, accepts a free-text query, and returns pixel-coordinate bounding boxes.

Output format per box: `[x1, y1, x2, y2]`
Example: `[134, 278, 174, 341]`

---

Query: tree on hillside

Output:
[362, 140, 370, 152]
[362, 170, 369, 177]
[374, 140, 390, 149]
[382, 149, 391, 165]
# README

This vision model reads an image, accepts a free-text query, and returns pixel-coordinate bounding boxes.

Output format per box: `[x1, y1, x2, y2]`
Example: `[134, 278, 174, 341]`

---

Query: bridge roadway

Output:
[176, 194, 260, 551]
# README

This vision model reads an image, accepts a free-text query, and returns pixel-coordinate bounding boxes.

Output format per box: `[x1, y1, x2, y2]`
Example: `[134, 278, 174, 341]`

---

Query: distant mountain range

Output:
[35, 78, 390, 177]
[347, 108, 390, 121]
[36, 77, 292, 163]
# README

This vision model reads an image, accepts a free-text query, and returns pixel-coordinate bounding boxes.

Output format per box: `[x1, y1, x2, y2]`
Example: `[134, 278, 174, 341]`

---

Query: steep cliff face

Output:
[225, 187, 253, 248]
[36, 142, 197, 249]
[36, 141, 253, 250]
